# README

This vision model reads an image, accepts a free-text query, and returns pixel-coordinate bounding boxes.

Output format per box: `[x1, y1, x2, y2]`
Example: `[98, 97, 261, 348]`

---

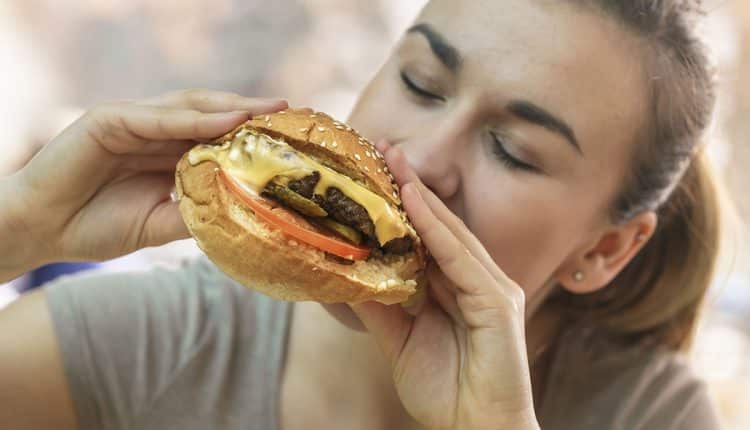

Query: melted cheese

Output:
[188, 131, 408, 245]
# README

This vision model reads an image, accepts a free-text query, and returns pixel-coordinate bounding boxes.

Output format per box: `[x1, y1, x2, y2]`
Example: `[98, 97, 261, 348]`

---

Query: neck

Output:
[281, 302, 422, 430]
[525, 279, 563, 364]
[282, 295, 564, 430]
[525, 280, 567, 409]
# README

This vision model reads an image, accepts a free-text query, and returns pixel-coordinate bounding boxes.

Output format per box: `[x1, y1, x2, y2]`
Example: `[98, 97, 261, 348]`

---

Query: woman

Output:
[0, 0, 721, 429]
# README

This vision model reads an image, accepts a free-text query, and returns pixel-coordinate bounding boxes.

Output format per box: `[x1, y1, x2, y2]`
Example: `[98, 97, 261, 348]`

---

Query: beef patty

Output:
[286, 173, 413, 254]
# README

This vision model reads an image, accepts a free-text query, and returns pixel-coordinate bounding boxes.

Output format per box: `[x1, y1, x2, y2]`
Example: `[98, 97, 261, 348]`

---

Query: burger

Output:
[175, 108, 426, 304]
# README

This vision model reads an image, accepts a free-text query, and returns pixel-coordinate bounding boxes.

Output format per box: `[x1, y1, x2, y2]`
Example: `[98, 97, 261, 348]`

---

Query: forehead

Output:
[418, 0, 648, 156]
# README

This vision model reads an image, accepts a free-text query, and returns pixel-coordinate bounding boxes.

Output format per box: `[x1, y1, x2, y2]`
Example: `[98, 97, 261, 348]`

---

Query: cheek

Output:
[461, 168, 576, 293]
[348, 69, 402, 141]
[348, 62, 432, 144]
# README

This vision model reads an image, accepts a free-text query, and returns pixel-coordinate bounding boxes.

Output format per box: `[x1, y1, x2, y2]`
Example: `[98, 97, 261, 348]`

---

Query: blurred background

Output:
[1, 0, 748, 427]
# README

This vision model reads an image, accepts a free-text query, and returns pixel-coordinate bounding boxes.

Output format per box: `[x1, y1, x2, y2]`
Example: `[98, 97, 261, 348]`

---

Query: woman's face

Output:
[347, 0, 647, 302]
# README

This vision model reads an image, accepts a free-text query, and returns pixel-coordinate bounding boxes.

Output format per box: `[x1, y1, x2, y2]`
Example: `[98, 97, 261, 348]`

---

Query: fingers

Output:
[426, 265, 464, 326]
[86, 104, 251, 151]
[383, 145, 509, 284]
[402, 184, 525, 326]
[139, 200, 191, 248]
[137, 175, 191, 248]
[401, 183, 495, 296]
[374, 139, 392, 155]
[414, 180, 508, 283]
[128, 140, 196, 156]
[140, 89, 288, 115]
[383, 144, 419, 188]
[120, 154, 185, 172]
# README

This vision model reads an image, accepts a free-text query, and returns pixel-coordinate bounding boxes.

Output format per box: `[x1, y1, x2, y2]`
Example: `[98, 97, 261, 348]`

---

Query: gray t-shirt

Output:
[46, 256, 721, 430]
[47, 256, 292, 430]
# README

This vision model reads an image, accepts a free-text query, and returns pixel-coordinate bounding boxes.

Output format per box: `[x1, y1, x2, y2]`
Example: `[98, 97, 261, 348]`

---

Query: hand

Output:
[350, 142, 540, 430]
[1, 89, 287, 281]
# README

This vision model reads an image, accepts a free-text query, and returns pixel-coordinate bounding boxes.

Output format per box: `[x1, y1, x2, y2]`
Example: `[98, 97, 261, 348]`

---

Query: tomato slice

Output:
[220, 169, 371, 261]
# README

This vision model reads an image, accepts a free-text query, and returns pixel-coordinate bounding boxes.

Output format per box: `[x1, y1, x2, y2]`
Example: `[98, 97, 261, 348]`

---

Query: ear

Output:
[555, 211, 658, 294]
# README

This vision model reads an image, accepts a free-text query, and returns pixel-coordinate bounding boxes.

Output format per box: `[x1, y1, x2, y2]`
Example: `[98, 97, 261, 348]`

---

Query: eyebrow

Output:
[506, 101, 583, 156]
[407, 23, 462, 72]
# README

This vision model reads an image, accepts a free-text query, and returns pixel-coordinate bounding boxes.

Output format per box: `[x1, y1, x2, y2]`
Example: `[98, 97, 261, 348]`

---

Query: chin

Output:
[321, 303, 368, 332]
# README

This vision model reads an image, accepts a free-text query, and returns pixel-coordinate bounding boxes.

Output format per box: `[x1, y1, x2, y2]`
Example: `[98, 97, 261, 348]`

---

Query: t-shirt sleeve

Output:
[629, 354, 723, 430]
[45, 256, 292, 430]
[672, 384, 722, 430]
[537, 328, 724, 430]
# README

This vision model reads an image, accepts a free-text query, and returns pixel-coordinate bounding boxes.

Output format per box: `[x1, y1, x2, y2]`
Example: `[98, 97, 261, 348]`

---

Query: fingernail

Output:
[375, 139, 389, 153]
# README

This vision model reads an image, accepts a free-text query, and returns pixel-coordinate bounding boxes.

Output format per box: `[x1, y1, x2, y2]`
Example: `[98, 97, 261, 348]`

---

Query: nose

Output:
[396, 125, 464, 201]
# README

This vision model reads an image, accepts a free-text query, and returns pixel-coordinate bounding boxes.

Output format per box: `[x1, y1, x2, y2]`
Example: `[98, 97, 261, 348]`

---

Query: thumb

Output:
[140, 199, 191, 248]
[349, 301, 412, 364]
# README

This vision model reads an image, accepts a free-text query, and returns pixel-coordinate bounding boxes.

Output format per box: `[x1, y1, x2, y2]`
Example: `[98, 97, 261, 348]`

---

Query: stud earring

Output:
[636, 233, 646, 242]
[573, 271, 584, 282]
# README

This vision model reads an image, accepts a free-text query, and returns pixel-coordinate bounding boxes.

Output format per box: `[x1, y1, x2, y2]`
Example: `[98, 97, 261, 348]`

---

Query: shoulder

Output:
[539, 327, 721, 430]
[44, 256, 295, 428]
[46, 255, 294, 355]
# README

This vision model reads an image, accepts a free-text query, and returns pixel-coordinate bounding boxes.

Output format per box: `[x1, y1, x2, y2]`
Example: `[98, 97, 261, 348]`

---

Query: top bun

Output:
[241, 108, 403, 208]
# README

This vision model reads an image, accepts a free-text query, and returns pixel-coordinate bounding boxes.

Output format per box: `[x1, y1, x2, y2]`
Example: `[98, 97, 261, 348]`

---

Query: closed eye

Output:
[400, 71, 445, 102]
[491, 133, 539, 173]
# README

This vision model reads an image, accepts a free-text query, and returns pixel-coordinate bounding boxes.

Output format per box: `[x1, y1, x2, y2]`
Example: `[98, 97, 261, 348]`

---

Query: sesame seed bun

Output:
[246, 108, 402, 206]
[175, 108, 426, 304]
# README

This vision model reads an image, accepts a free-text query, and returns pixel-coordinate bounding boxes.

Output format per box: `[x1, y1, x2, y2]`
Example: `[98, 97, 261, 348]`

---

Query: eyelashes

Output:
[491, 133, 538, 172]
[400, 71, 446, 102]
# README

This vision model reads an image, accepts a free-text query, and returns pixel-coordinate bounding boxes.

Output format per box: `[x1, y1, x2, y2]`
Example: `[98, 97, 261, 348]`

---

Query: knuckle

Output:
[180, 88, 210, 103]
[187, 110, 203, 136]
[156, 116, 172, 140]
[507, 285, 526, 310]
[83, 103, 118, 145]
[435, 241, 469, 271]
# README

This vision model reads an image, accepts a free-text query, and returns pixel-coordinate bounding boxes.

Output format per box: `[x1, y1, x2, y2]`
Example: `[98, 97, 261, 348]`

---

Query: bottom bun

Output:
[175, 159, 425, 304]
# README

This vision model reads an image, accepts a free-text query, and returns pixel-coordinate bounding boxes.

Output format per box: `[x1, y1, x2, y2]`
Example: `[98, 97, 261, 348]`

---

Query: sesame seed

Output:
[393, 191, 399, 199]
[299, 128, 309, 133]
[320, 141, 326, 147]
[365, 151, 371, 158]
[279, 111, 287, 114]
[364, 166, 370, 172]
[332, 141, 338, 148]
[384, 166, 389, 173]
[267, 122, 272, 127]
[309, 114, 317, 118]
[317, 126, 326, 132]
[355, 154, 361, 160]
[264, 115, 270, 122]
[377, 168, 382, 173]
